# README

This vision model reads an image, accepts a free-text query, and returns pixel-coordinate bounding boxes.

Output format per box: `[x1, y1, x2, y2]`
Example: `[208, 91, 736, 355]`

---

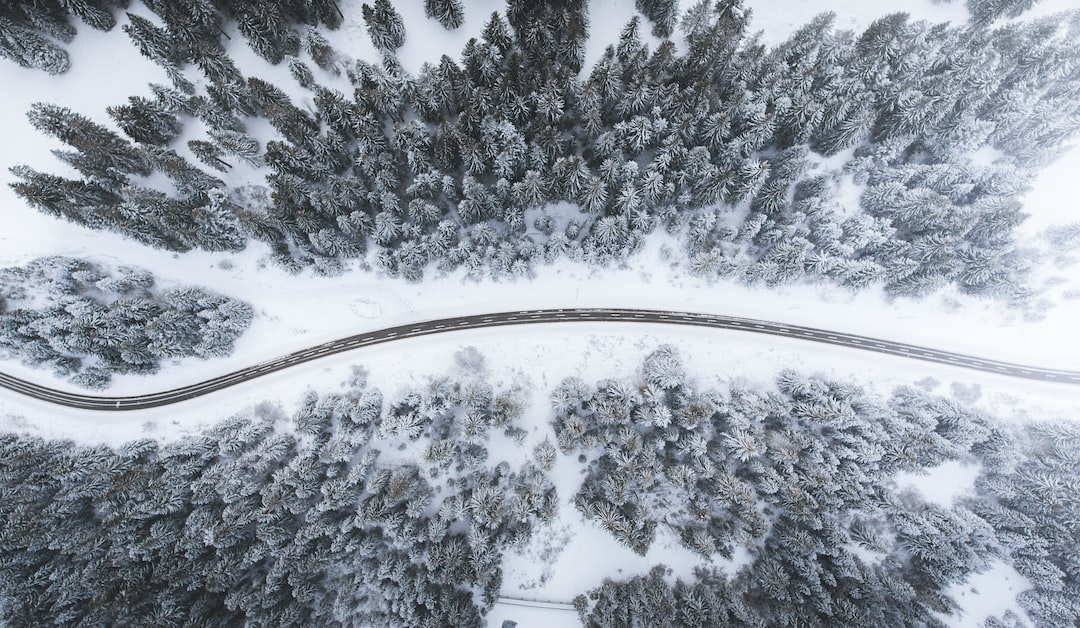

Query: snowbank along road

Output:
[1, 308, 1078, 411]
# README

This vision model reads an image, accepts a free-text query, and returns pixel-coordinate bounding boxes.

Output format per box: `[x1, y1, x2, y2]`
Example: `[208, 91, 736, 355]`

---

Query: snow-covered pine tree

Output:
[122, 13, 182, 67]
[26, 102, 151, 183]
[187, 139, 230, 171]
[0, 17, 71, 74]
[636, 0, 679, 38]
[505, 0, 590, 74]
[233, 2, 295, 64]
[424, 0, 464, 30]
[0, 0, 128, 73]
[107, 95, 183, 146]
[362, 0, 405, 52]
[967, 0, 1043, 24]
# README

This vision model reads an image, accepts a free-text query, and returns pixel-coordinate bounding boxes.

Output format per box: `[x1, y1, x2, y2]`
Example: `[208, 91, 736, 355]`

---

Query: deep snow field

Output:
[1, 0, 1079, 625]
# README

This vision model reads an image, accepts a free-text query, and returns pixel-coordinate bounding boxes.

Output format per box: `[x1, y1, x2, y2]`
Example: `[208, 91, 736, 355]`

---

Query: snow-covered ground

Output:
[1, 1, 1078, 626]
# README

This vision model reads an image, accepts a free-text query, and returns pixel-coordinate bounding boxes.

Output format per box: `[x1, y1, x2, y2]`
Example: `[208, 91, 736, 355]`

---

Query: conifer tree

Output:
[27, 102, 151, 183]
[107, 95, 183, 146]
[188, 139, 231, 171]
[636, 0, 679, 38]
[967, 0, 1043, 24]
[424, 0, 465, 30]
[122, 12, 183, 66]
[0, 18, 71, 74]
[362, 0, 406, 52]
[505, 0, 590, 74]
[0, 0, 126, 73]
[233, 3, 293, 64]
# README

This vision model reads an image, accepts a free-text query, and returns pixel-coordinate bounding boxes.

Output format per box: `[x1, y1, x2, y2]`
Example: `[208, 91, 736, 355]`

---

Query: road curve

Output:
[1, 308, 1077, 411]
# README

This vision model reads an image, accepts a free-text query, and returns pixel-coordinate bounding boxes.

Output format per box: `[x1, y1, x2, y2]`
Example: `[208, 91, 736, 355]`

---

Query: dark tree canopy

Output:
[425, 0, 465, 30]
[9, 1, 1080, 300]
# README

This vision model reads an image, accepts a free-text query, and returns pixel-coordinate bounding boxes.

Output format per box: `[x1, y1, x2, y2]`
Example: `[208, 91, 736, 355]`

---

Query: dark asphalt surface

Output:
[1, 308, 1077, 411]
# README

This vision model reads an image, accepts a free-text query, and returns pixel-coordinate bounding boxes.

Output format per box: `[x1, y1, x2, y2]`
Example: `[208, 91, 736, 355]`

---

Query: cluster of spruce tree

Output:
[554, 347, 1079, 627]
[972, 421, 1080, 625]
[11, 100, 247, 253]
[0, 0, 126, 75]
[0, 257, 251, 388]
[0, 346, 1076, 625]
[0, 359, 556, 626]
[968, 0, 1045, 25]
[0, 0, 345, 75]
[8, 2, 1080, 293]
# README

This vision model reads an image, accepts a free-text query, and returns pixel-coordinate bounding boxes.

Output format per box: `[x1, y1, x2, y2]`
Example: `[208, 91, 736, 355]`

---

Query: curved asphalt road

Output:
[1, 308, 1077, 411]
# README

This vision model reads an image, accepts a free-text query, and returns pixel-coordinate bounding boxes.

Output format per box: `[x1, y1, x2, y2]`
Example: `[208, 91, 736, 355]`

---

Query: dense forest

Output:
[557, 347, 1079, 626]
[0, 355, 555, 626]
[5, 0, 1079, 303]
[0, 350, 1076, 626]
[0, 256, 252, 387]
[1, 1, 1078, 627]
